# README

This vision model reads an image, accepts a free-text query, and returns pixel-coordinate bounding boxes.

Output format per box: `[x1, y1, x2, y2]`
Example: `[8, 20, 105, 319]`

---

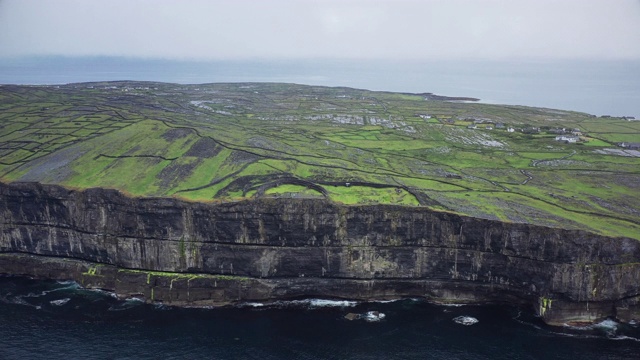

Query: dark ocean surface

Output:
[0, 57, 639, 118]
[1, 276, 639, 360]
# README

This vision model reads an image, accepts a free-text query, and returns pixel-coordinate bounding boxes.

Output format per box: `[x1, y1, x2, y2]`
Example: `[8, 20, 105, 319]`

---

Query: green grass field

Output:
[1, 82, 639, 239]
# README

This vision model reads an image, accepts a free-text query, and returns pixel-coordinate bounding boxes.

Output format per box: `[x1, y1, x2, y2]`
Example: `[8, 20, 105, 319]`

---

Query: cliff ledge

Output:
[1, 181, 639, 326]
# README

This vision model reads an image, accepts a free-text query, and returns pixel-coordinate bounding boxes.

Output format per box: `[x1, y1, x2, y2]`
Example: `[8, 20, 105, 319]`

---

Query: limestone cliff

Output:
[1, 181, 639, 325]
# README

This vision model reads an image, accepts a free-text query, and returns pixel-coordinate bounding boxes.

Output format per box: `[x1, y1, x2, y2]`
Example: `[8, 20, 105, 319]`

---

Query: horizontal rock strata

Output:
[1, 181, 639, 325]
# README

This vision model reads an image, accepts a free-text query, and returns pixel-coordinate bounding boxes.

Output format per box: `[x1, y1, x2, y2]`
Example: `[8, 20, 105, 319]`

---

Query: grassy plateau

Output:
[0, 82, 638, 239]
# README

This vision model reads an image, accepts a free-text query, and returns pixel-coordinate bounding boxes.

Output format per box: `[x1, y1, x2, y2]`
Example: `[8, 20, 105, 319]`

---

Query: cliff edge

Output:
[1, 181, 639, 326]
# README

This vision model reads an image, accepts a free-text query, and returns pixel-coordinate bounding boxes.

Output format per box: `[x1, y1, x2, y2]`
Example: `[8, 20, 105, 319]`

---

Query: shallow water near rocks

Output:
[0, 276, 639, 360]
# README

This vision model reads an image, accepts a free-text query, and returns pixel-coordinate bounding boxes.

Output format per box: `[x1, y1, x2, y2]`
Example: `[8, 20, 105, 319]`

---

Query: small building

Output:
[555, 135, 579, 143]
[467, 124, 477, 129]
[495, 123, 505, 129]
[507, 127, 515, 133]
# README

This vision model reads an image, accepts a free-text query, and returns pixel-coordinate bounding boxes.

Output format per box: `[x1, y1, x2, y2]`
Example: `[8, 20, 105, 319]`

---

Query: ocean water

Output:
[0, 276, 639, 360]
[0, 57, 639, 118]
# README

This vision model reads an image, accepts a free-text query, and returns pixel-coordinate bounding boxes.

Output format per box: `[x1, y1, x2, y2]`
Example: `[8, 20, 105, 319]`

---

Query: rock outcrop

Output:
[1, 181, 639, 325]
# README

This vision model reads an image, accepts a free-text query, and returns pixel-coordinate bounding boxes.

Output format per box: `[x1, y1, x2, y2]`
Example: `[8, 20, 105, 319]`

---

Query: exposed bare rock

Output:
[1, 181, 639, 326]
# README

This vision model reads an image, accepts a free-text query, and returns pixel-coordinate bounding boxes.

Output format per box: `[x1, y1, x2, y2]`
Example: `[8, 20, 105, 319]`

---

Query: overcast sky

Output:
[1, 0, 639, 60]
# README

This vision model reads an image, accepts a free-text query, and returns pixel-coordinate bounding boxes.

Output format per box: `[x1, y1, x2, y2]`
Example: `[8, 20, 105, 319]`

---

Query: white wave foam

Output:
[372, 299, 401, 304]
[56, 280, 79, 286]
[344, 311, 386, 322]
[275, 299, 358, 308]
[564, 319, 619, 332]
[595, 319, 619, 331]
[108, 301, 143, 311]
[50, 298, 70, 306]
[87, 288, 118, 299]
[453, 316, 479, 326]
[611, 335, 640, 342]
[307, 299, 358, 308]
[25, 282, 82, 298]
[125, 297, 145, 303]
[363, 311, 386, 322]
[239, 302, 265, 308]
[241, 298, 420, 309]
[50, 282, 82, 292]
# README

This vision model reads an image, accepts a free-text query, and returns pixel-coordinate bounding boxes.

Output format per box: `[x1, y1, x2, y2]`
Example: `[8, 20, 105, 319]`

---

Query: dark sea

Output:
[0, 276, 639, 360]
[0, 57, 639, 118]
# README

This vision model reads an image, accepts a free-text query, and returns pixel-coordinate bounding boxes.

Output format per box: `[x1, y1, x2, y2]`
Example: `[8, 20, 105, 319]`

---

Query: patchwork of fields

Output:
[1, 82, 638, 239]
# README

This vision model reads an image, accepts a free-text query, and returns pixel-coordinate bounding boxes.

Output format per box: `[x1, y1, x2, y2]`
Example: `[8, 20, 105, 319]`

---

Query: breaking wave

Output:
[50, 298, 71, 306]
[238, 298, 359, 309]
[453, 316, 479, 326]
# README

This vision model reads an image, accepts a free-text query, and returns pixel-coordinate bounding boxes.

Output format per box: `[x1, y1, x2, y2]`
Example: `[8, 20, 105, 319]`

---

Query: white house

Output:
[555, 135, 578, 143]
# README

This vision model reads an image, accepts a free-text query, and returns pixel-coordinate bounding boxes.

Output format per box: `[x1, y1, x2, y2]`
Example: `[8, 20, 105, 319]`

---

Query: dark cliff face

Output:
[1, 181, 639, 325]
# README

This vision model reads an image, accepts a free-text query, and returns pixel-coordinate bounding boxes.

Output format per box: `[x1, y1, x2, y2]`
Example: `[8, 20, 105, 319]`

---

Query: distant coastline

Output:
[0, 57, 638, 118]
[409, 92, 480, 102]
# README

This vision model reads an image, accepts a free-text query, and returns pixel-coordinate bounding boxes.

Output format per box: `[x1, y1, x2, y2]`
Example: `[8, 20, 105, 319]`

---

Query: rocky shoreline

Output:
[1, 181, 639, 326]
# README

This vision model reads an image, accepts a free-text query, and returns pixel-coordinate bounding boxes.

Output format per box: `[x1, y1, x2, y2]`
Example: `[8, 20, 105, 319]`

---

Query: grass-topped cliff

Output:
[0, 82, 638, 239]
